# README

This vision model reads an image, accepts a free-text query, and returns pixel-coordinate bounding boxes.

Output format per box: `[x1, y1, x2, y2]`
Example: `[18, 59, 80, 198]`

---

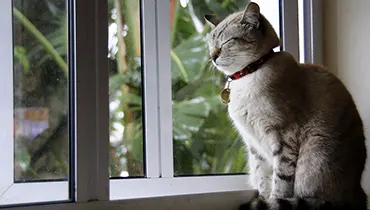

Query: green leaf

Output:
[172, 5, 197, 47]
[13, 7, 67, 76]
[171, 35, 208, 83]
[172, 97, 212, 139]
[14, 46, 30, 72]
[117, 92, 142, 106]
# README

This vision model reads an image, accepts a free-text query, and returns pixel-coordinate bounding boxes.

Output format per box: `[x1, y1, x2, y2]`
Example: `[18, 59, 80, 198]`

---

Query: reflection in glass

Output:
[13, 0, 69, 181]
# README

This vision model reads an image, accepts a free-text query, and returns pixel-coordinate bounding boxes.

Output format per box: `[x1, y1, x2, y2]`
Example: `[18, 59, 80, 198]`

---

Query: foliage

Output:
[13, 0, 248, 180]
[13, 0, 68, 180]
[170, 0, 249, 175]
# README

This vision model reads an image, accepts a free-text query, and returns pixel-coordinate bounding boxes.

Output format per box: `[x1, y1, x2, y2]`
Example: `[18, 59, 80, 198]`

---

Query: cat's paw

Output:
[271, 179, 294, 199]
[239, 197, 295, 210]
[270, 188, 294, 199]
[238, 196, 267, 210]
[258, 191, 270, 199]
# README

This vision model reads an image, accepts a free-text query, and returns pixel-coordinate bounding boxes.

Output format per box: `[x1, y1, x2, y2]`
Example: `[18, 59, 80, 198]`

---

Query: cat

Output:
[205, 2, 367, 210]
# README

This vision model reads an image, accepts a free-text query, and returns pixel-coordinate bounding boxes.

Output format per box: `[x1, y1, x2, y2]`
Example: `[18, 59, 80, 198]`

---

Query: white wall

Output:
[324, 0, 370, 195]
[253, 0, 280, 38]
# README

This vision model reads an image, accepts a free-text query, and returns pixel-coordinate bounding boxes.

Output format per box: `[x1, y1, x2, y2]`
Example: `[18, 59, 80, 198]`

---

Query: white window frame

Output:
[300, 0, 323, 64]
[111, 0, 254, 200]
[0, 0, 69, 206]
[0, 0, 321, 209]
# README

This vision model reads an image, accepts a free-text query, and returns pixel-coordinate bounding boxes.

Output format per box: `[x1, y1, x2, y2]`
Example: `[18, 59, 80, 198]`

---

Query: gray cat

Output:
[205, 2, 367, 210]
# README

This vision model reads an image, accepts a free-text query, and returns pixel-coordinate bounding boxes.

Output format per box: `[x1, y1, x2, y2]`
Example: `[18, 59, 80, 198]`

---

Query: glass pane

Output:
[108, 0, 144, 177]
[13, 0, 69, 181]
[171, 0, 280, 175]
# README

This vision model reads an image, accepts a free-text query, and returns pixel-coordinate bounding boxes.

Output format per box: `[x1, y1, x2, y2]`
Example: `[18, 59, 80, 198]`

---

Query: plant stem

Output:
[114, 0, 128, 72]
[122, 0, 140, 57]
[170, 0, 180, 47]
[13, 8, 67, 77]
[171, 49, 189, 83]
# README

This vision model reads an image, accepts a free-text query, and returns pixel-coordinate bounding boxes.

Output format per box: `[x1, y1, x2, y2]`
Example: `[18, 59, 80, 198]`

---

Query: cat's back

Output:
[296, 62, 364, 141]
[298, 63, 354, 107]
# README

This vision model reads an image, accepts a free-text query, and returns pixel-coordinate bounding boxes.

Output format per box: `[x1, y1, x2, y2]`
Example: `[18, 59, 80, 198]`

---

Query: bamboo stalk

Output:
[114, 0, 128, 72]
[115, 0, 143, 176]
[170, 0, 180, 47]
[122, 0, 140, 57]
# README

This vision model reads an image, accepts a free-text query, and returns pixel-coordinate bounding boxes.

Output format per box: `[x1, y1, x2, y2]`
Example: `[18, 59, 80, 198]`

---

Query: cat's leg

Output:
[270, 141, 298, 199]
[240, 144, 299, 210]
[248, 146, 273, 198]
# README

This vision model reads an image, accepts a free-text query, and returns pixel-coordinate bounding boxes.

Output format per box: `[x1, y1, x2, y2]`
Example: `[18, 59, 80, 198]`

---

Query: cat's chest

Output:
[227, 78, 267, 126]
[228, 89, 262, 132]
[227, 80, 275, 161]
[229, 77, 276, 129]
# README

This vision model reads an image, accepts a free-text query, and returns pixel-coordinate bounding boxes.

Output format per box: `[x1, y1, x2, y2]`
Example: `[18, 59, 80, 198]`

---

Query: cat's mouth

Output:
[212, 62, 227, 70]
[212, 63, 235, 75]
[211, 60, 220, 67]
[211, 60, 237, 71]
[212, 59, 230, 68]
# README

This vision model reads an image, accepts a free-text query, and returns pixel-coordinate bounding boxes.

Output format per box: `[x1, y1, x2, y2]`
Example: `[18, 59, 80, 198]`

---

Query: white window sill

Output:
[110, 175, 250, 200]
[1, 175, 252, 207]
[9, 190, 257, 210]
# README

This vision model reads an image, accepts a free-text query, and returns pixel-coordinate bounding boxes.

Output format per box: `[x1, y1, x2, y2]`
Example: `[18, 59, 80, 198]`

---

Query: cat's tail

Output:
[239, 196, 367, 210]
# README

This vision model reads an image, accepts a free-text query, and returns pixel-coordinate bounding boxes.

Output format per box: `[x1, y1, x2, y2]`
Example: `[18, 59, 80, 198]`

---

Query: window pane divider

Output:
[74, 0, 109, 202]
[142, 0, 161, 178]
[155, 0, 174, 178]
[302, 0, 323, 64]
[280, 0, 300, 60]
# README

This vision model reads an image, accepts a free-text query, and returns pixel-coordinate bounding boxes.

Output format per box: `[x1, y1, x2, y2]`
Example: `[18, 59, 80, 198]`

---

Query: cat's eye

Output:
[221, 37, 245, 47]
[231, 37, 246, 42]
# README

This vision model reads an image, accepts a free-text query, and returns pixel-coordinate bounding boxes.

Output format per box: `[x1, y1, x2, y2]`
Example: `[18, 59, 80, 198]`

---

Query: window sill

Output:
[110, 175, 250, 200]
[9, 190, 257, 210]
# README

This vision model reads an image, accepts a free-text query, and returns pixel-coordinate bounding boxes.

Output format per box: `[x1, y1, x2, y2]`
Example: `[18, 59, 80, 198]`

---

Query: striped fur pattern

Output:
[205, 2, 367, 210]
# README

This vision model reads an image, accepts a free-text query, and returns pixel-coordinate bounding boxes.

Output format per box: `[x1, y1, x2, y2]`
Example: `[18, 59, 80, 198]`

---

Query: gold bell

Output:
[220, 78, 232, 104]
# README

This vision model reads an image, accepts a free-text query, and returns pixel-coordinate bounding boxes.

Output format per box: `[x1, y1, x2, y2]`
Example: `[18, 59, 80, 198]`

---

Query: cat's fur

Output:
[205, 2, 367, 210]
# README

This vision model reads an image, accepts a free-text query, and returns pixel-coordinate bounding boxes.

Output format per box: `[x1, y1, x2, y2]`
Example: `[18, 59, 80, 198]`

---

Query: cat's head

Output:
[205, 2, 280, 75]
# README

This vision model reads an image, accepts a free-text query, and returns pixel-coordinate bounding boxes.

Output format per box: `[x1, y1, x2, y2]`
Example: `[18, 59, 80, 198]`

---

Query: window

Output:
[0, 0, 70, 206]
[0, 0, 315, 209]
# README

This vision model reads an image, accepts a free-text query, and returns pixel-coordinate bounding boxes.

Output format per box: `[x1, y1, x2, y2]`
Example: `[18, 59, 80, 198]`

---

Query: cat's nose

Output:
[211, 49, 221, 62]
[211, 54, 219, 62]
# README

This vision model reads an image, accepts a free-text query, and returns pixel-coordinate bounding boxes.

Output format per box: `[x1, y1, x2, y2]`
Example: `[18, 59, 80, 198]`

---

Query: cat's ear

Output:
[204, 15, 221, 29]
[240, 2, 260, 29]
[245, 2, 260, 15]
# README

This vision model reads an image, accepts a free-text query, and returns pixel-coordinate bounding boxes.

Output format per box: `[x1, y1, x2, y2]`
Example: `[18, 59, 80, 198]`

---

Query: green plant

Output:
[170, 0, 249, 175]
[12, 0, 249, 180]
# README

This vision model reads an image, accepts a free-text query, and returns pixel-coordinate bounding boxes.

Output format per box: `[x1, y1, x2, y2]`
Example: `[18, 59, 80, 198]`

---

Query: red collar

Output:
[228, 50, 275, 80]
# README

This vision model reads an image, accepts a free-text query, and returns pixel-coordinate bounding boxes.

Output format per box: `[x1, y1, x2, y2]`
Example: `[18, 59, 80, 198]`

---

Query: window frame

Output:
[0, 0, 69, 206]
[0, 0, 322, 209]
[0, 0, 15, 201]
[300, 0, 323, 64]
